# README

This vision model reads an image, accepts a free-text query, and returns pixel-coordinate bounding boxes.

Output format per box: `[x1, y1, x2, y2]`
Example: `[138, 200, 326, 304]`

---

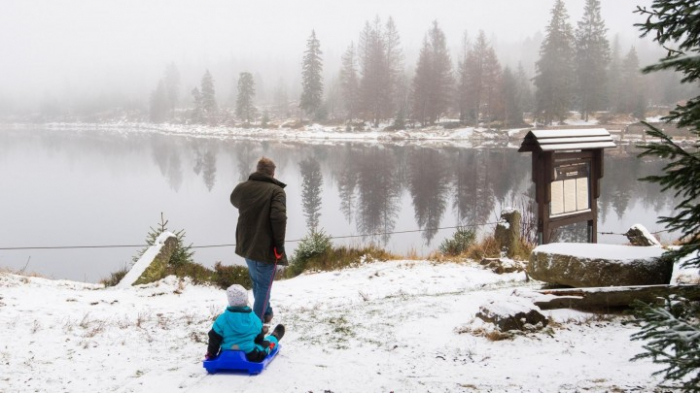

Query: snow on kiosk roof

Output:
[518, 128, 616, 152]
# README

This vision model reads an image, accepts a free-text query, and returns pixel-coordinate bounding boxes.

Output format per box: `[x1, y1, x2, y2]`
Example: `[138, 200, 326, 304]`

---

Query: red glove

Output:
[274, 247, 284, 260]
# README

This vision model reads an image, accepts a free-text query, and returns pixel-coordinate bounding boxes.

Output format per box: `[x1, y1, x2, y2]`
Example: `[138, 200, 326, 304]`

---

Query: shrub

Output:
[439, 227, 476, 256]
[466, 235, 502, 260]
[169, 261, 213, 285]
[212, 262, 252, 290]
[286, 229, 332, 277]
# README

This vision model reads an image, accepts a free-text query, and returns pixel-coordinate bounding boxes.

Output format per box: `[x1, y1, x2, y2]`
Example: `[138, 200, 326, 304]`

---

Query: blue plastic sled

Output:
[203, 345, 280, 375]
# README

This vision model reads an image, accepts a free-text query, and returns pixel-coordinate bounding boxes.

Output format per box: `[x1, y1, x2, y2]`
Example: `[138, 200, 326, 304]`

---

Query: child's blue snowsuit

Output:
[207, 306, 279, 362]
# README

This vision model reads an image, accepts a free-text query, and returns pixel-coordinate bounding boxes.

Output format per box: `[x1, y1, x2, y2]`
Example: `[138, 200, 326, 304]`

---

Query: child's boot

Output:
[271, 324, 285, 341]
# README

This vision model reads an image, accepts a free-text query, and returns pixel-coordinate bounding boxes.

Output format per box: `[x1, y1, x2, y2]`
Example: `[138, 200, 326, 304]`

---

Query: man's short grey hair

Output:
[257, 157, 276, 176]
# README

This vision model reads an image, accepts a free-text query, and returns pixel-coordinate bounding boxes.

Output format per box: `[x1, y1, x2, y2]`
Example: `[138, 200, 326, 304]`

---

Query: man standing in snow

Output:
[230, 157, 288, 325]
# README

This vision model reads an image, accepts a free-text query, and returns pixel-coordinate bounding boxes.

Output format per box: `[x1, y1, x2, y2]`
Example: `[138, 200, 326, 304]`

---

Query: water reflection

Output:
[299, 157, 323, 231]
[192, 140, 217, 191]
[0, 128, 681, 281]
[355, 147, 402, 245]
[336, 145, 358, 224]
[407, 147, 450, 243]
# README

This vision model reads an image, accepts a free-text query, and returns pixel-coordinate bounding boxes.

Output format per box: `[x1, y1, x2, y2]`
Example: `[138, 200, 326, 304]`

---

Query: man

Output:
[230, 157, 288, 324]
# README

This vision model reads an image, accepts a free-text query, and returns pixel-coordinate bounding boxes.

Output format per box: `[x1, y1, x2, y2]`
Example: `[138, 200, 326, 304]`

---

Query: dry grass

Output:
[0, 267, 45, 279]
[99, 267, 129, 287]
[403, 247, 422, 260]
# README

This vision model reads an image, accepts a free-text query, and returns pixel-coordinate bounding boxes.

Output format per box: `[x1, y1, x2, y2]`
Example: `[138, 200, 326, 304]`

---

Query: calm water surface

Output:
[0, 128, 677, 282]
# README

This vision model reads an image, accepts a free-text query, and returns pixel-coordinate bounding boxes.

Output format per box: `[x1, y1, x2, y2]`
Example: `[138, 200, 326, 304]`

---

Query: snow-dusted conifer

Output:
[631, 2, 700, 391]
[300, 30, 324, 119]
[149, 79, 169, 123]
[502, 66, 523, 127]
[164, 62, 180, 119]
[575, 0, 610, 122]
[200, 70, 217, 122]
[340, 42, 361, 123]
[534, 0, 575, 125]
[235, 72, 256, 125]
[411, 21, 453, 126]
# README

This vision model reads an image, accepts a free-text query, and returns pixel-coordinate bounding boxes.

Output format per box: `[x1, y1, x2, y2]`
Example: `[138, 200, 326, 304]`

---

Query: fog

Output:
[1, 0, 654, 113]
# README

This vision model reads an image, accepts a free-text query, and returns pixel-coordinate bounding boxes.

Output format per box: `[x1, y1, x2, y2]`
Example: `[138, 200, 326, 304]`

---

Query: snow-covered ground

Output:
[6, 122, 502, 143]
[0, 259, 686, 393]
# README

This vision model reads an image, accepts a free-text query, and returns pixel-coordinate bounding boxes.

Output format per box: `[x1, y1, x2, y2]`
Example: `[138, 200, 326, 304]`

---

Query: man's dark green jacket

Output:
[230, 172, 288, 265]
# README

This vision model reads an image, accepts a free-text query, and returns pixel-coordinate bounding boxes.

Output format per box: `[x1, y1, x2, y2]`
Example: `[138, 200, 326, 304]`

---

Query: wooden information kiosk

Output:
[518, 129, 615, 244]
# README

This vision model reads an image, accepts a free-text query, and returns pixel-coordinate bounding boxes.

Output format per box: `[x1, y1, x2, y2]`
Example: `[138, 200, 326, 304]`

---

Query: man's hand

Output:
[274, 246, 288, 266]
[274, 246, 285, 260]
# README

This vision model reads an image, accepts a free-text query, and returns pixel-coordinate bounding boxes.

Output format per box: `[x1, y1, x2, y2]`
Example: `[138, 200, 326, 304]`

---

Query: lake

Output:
[0, 127, 677, 282]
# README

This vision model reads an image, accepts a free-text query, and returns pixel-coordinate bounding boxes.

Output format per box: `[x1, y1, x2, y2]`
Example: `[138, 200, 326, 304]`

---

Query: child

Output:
[206, 284, 285, 362]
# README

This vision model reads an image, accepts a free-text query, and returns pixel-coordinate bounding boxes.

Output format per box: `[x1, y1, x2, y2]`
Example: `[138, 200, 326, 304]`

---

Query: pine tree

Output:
[608, 35, 623, 113]
[359, 18, 390, 126]
[235, 72, 256, 125]
[191, 87, 203, 123]
[517, 62, 534, 116]
[464, 31, 488, 124]
[456, 32, 472, 124]
[274, 78, 289, 119]
[340, 42, 361, 123]
[164, 62, 180, 120]
[630, 2, 700, 391]
[149, 79, 169, 123]
[411, 21, 453, 126]
[620, 47, 647, 120]
[412, 39, 433, 126]
[200, 70, 217, 123]
[482, 44, 503, 124]
[535, 0, 576, 125]
[300, 30, 324, 119]
[575, 0, 610, 121]
[132, 213, 194, 268]
[384, 16, 404, 120]
[502, 66, 523, 127]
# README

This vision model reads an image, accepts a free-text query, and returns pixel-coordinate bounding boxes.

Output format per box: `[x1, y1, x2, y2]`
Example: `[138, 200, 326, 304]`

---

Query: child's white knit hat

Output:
[226, 284, 249, 307]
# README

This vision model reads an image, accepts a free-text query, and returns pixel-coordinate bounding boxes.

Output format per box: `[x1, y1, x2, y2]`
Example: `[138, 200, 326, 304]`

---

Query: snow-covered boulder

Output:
[624, 224, 662, 247]
[528, 243, 672, 288]
[476, 296, 547, 331]
[116, 232, 177, 288]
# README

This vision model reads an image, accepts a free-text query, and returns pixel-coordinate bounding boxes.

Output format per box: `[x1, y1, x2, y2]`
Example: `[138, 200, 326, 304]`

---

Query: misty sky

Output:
[1, 0, 655, 107]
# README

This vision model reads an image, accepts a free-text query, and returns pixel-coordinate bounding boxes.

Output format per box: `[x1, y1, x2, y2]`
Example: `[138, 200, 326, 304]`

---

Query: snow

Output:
[3, 122, 503, 145]
[534, 242, 666, 261]
[0, 259, 673, 392]
[116, 231, 175, 288]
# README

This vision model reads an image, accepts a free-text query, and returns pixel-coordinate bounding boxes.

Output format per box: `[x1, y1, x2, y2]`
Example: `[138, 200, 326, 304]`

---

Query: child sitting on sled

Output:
[206, 284, 285, 362]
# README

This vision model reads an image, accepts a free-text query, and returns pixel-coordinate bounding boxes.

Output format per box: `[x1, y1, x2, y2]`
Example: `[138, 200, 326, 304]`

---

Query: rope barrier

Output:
[0, 222, 672, 251]
[598, 228, 672, 236]
[0, 221, 502, 251]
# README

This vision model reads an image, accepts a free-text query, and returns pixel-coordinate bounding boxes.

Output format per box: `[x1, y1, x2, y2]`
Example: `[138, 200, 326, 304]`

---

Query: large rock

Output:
[494, 209, 522, 258]
[476, 297, 547, 331]
[529, 243, 672, 288]
[624, 224, 662, 247]
[116, 232, 177, 288]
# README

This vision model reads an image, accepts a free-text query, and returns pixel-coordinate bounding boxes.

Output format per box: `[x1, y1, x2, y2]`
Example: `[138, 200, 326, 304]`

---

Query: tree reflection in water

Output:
[355, 147, 402, 245]
[299, 156, 323, 231]
[407, 147, 450, 243]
